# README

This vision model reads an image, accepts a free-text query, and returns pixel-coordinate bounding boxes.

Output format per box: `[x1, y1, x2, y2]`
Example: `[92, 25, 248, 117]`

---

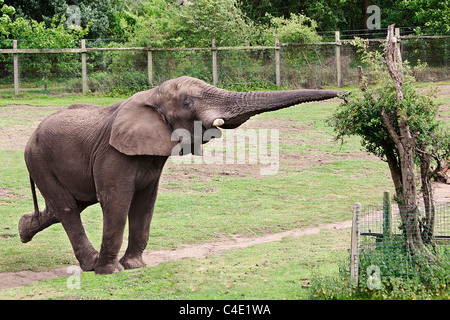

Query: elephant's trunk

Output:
[215, 89, 341, 129]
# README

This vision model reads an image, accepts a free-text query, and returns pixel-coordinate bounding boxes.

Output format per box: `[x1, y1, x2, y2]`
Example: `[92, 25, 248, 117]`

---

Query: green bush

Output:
[309, 241, 450, 300]
[85, 70, 149, 95]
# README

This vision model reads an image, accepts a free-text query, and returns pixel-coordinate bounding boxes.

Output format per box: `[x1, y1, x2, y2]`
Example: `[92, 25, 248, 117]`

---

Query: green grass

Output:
[0, 228, 349, 300]
[0, 83, 448, 299]
[0, 93, 124, 107]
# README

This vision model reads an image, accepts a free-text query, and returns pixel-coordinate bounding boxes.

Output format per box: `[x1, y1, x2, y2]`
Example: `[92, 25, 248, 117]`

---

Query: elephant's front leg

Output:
[94, 190, 133, 275]
[120, 179, 160, 270]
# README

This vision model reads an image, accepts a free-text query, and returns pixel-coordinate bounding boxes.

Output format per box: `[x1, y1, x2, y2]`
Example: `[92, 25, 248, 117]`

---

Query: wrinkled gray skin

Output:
[18, 76, 340, 274]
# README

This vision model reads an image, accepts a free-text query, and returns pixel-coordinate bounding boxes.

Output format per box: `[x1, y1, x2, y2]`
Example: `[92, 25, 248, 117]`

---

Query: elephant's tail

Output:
[30, 175, 40, 216]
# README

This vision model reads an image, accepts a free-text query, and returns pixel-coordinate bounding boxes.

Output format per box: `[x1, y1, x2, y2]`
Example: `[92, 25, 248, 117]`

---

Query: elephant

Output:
[18, 76, 340, 274]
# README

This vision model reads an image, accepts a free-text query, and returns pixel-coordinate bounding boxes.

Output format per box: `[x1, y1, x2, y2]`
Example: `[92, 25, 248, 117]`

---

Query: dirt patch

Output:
[433, 182, 450, 203]
[0, 188, 27, 207]
[0, 105, 63, 150]
[434, 84, 450, 97]
[0, 188, 26, 200]
[159, 116, 379, 192]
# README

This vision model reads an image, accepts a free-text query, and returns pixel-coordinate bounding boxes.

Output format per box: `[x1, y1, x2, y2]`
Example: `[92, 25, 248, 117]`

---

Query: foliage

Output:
[118, 0, 254, 48]
[115, 0, 321, 47]
[238, 0, 356, 31]
[8, 16, 88, 47]
[329, 35, 450, 264]
[0, 1, 90, 85]
[4, 0, 450, 43]
[329, 38, 448, 170]
[310, 242, 450, 299]
[262, 13, 321, 44]
[240, 0, 450, 32]
[5, 0, 124, 39]
[382, 0, 450, 34]
[2, 0, 449, 93]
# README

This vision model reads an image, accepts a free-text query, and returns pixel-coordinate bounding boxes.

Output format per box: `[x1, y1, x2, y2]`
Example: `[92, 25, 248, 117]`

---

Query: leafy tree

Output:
[382, 0, 450, 33]
[238, 0, 349, 31]
[177, 0, 254, 47]
[120, 0, 253, 47]
[0, 1, 90, 87]
[0, 0, 16, 39]
[262, 13, 321, 43]
[239, 0, 450, 33]
[5, 0, 124, 39]
[329, 27, 449, 260]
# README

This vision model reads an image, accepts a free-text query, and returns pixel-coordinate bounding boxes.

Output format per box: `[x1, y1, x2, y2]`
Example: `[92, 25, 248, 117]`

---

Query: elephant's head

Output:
[109, 76, 340, 156]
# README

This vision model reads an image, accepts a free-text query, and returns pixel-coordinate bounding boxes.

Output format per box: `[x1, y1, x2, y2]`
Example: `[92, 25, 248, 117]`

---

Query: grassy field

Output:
[0, 83, 448, 300]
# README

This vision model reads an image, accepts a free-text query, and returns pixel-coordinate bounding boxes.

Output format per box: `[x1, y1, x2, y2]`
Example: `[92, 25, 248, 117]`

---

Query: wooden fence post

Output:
[212, 39, 218, 85]
[13, 40, 19, 96]
[383, 190, 392, 236]
[335, 31, 342, 87]
[147, 46, 153, 86]
[81, 39, 87, 95]
[275, 37, 281, 86]
[350, 203, 361, 285]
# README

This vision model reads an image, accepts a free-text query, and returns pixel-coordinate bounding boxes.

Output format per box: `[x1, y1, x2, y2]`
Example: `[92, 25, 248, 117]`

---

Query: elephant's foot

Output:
[120, 253, 146, 270]
[94, 259, 124, 275]
[18, 209, 59, 243]
[78, 251, 99, 272]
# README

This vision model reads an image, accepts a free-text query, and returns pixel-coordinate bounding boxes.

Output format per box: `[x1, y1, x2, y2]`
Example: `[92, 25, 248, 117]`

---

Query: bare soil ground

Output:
[1, 84, 449, 291]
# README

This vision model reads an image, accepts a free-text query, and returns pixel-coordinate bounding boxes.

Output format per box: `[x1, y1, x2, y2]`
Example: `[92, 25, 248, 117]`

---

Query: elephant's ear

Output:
[109, 101, 178, 156]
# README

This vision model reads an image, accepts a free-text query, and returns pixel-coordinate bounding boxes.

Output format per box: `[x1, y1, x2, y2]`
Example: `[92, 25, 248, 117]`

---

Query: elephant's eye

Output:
[183, 97, 194, 110]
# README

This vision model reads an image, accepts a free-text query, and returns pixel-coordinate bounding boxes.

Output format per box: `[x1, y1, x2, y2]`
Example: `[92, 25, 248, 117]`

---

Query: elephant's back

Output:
[25, 105, 113, 166]
[34, 104, 111, 138]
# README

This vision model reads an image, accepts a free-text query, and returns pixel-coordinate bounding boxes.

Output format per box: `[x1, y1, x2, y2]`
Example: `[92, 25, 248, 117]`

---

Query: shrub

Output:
[309, 242, 450, 299]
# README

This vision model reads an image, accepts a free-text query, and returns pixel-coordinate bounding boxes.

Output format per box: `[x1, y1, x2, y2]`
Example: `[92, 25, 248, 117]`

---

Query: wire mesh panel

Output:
[357, 200, 450, 287]
[153, 50, 212, 86]
[280, 43, 337, 88]
[15, 39, 82, 95]
[402, 36, 450, 82]
[218, 48, 275, 87]
[83, 39, 150, 94]
[0, 39, 14, 95]
[18, 52, 81, 94]
[86, 50, 149, 94]
[359, 202, 450, 240]
[1, 31, 449, 96]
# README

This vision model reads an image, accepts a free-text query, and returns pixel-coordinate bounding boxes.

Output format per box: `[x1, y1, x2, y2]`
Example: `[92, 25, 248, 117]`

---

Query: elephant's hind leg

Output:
[34, 190, 98, 271]
[18, 206, 59, 243]
[57, 202, 99, 271]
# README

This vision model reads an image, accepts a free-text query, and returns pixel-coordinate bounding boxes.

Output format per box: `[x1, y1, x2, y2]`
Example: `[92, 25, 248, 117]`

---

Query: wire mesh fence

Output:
[359, 203, 450, 243]
[0, 29, 449, 96]
[351, 192, 450, 289]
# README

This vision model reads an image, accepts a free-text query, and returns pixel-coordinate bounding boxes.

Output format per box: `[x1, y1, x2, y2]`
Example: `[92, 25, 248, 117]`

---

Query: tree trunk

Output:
[418, 144, 437, 252]
[383, 145, 402, 196]
[382, 25, 436, 261]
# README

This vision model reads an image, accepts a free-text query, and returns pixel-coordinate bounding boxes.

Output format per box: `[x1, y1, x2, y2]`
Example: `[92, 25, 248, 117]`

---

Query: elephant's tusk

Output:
[212, 118, 225, 127]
